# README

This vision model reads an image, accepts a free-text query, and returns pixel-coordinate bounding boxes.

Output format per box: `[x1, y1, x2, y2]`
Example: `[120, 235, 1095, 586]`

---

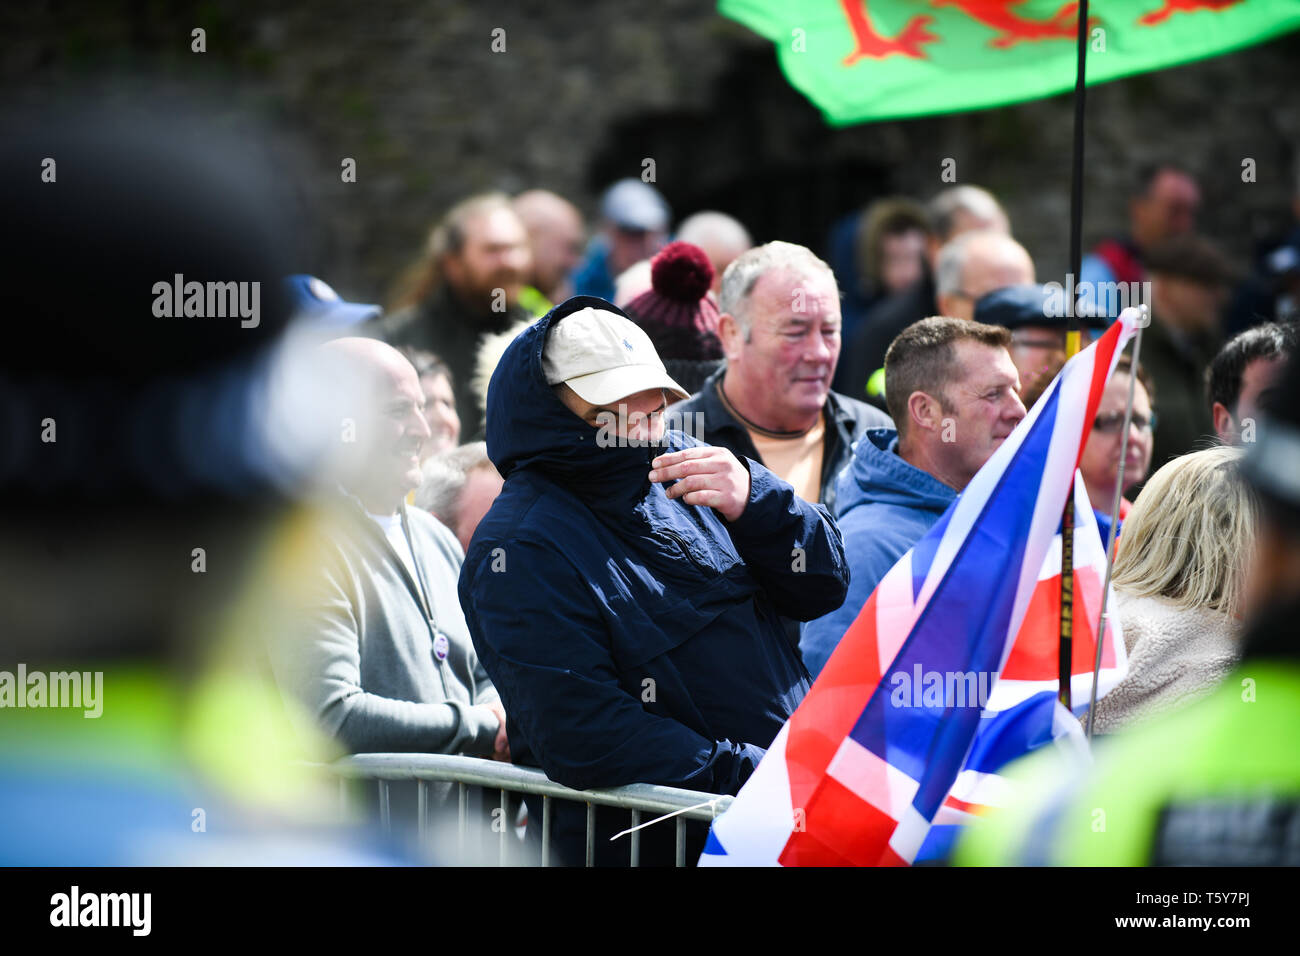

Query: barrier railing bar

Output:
[457, 782, 466, 857]
[417, 780, 428, 843]
[585, 803, 595, 868]
[499, 789, 508, 866]
[542, 795, 551, 868]
[322, 754, 731, 822]
[312, 754, 735, 867]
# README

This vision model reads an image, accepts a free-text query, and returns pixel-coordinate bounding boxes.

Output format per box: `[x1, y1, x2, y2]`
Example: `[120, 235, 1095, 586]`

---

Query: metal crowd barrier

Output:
[321, 753, 733, 867]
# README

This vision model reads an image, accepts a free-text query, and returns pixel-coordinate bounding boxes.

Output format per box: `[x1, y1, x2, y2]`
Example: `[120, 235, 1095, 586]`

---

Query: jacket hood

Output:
[835, 427, 956, 519]
[484, 295, 665, 502]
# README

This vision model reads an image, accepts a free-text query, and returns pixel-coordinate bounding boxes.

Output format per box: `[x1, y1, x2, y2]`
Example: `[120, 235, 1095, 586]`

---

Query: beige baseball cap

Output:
[543, 306, 689, 405]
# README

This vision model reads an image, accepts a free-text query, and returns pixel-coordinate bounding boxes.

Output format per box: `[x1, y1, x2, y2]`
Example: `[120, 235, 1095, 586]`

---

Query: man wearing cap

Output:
[973, 283, 1108, 407]
[459, 296, 849, 866]
[284, 274, 383, 334]
[572, 179, 671, 302]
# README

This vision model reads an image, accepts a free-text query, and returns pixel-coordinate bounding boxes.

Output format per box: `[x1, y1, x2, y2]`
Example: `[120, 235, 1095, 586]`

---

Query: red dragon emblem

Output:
[840, 0, 1246, 63]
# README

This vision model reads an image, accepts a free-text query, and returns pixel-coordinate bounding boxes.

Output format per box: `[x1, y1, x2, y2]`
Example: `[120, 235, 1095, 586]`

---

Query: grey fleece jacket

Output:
[1085, 589, 1239, 735]
[273, 493, 501, 756]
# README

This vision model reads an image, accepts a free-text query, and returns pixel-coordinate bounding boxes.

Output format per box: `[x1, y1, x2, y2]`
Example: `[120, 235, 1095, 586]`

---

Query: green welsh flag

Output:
[721, 0, 1300, 124]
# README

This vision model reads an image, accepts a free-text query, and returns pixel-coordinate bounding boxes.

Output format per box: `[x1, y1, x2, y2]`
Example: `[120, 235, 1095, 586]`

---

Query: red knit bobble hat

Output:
[624, 241, 724, 362]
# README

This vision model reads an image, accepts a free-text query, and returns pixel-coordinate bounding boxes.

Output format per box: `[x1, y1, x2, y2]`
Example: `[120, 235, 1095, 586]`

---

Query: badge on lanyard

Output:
[432, 628, 450, 662]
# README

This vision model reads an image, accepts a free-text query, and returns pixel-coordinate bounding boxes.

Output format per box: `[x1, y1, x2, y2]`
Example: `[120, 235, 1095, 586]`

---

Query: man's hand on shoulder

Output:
[649, 447, 751, 523]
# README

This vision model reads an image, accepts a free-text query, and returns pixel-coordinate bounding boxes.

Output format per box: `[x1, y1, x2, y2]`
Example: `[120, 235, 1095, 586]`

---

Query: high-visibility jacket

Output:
[957, 659, 1300, 866]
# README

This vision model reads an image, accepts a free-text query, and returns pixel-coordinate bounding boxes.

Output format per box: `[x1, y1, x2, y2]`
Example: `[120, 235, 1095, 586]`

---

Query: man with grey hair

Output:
[928, 184, 1010, 242]
[676, 210, 754, 294]
[838, 185, 1011, 403]
[667, 241, 891, 516]
[416, 441, 504, 554]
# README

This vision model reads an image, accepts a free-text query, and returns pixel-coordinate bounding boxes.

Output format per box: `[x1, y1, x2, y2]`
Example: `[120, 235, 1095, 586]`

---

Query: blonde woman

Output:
[1088, 446, 1258, 734]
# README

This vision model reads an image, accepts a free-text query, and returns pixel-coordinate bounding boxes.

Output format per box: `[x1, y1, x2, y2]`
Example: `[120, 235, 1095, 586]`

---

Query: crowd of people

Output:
[5, 104, 1296, 868]
[266, 166, 1297, 866]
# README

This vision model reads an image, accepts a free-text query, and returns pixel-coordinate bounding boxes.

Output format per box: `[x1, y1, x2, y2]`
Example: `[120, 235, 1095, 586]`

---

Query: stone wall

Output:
[6, 0, 1297, 302]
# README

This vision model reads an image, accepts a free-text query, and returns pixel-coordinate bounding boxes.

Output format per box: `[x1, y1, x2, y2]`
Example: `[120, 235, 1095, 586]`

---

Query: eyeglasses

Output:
[1093, 410, 1157, 434]
[1012, 330, 1097, 351]
[1012, 334, 1066, 351]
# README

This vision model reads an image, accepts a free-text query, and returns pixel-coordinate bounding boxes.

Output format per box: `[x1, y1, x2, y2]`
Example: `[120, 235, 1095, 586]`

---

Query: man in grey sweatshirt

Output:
[272, 337, 507, 761]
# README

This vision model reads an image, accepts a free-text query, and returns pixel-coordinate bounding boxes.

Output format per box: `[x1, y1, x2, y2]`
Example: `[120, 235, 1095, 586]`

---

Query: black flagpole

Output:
[1059, 0, 1090, 713]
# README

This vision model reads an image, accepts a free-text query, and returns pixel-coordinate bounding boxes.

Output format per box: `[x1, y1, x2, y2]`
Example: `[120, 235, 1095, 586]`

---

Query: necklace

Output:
[717, 381, 820, 439]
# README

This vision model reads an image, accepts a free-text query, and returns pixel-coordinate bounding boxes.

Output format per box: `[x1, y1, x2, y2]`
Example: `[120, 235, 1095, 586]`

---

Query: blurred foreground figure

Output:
[267, 340, 509, 856]
[459, 297, 849, 865]
[0, 104, 400, 864]
[957, 357, 1300, 866]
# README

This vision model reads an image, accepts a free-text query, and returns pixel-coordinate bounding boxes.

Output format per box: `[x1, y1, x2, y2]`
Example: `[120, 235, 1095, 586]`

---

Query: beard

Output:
[450, 268, 524, 319]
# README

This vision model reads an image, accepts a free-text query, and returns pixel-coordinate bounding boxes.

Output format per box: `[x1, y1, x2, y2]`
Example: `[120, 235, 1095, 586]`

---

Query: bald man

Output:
[933, 229, 1036, 322]
[271, 337, 508, 767]
[513, 189, 586, 307]
[677, 210, 754, 295]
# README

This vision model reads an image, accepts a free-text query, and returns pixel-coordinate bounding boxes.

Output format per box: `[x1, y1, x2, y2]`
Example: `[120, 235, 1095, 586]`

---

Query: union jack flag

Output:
[700, 308, 1140, 866]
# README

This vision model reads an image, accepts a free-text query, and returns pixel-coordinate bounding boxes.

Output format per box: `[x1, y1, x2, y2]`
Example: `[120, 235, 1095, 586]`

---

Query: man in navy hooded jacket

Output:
[458, 296, 849, 866]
